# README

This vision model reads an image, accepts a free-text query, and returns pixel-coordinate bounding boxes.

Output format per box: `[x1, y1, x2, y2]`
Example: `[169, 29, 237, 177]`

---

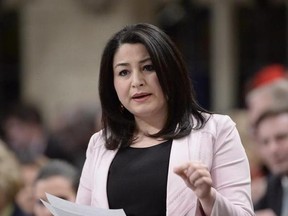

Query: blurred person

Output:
[76, 23, 254, 215]
[15, 158, 46, 216]
[0, 139, 27, 216]
[51, 106, 101, 169]
[245, 64, 288, 205]
[33, 159, 79, 216]
[1, 102, 72, 163]
[253, 107, 288, 216]
[245, 64, 288, 132]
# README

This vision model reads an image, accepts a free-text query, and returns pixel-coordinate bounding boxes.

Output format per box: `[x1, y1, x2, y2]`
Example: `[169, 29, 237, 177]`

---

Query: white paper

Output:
[41, 200, 59, 216]
[41, 193, 126, 216]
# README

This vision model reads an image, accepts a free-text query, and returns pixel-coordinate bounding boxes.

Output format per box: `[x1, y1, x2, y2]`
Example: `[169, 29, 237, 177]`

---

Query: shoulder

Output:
[86, 130, 106, 152]
[200, 113, 236, 135]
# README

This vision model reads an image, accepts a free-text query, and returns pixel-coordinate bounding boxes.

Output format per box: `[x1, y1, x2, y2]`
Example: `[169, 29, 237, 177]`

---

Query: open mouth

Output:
[132, 93, 151, 99]
[132, 93, 152, 101]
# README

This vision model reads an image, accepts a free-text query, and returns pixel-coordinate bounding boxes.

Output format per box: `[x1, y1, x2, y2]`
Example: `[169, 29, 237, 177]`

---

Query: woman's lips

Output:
[132, 93, 151, 102]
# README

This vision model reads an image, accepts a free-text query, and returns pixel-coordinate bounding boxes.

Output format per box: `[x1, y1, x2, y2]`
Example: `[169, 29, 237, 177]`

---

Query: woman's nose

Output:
[131, 71, 144, 87]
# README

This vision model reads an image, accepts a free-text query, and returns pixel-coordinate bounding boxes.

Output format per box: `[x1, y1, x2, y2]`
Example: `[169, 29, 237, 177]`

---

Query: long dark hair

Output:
[99, 23, 209, 150]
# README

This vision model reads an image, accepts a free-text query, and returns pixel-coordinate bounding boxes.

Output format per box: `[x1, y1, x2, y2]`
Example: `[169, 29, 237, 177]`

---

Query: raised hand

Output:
[174, 161, 216, 215]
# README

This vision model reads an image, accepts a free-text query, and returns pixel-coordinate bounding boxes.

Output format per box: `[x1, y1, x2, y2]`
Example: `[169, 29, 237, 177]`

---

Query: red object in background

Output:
[250, 64, 286, 89]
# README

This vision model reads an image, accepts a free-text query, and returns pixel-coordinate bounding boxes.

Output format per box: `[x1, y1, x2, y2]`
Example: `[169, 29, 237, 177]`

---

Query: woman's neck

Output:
[132, 116, 167, 148]
[130, 135, 166, 148]
[134, 113, 166, 134]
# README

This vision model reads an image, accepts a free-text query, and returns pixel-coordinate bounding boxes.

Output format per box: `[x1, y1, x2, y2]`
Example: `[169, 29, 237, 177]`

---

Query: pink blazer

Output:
[76, 114, 255, 216]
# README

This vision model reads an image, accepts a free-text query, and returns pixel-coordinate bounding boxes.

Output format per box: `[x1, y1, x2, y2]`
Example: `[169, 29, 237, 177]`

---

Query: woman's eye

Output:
[119, 70, 129, 76]
[143, 64, 155, 72]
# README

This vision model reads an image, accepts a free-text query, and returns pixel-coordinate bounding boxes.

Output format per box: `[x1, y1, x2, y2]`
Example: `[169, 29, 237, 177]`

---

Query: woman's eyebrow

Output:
[114, 57, 151, 69]
[114, 62, 129, 69]
[139, 57, 151, 64]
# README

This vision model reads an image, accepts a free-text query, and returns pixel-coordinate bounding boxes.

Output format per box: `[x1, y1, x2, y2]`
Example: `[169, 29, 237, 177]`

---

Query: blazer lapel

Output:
[167, 134, 198, 215]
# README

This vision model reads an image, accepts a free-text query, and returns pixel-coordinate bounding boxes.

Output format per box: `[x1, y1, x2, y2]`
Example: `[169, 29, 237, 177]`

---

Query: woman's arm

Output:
[209, 115, 255, 216]
[174, 115, 255, 216]
[76, 134, 99, 205]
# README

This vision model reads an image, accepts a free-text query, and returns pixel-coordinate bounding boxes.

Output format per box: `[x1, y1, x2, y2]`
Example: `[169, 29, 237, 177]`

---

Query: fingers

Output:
[173, 163, 189, 177]
[174, 161, 208, 183]
[173, 161, 213, 199]
[173, 164, 191, 188]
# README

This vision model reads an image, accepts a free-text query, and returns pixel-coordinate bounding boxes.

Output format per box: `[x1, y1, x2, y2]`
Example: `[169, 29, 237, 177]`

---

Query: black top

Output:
[107, 140, 172, 216]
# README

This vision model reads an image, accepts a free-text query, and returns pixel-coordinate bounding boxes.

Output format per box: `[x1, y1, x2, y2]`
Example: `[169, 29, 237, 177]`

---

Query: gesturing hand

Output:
[174, 161, 215, 215]
[174, 161, 212, 198]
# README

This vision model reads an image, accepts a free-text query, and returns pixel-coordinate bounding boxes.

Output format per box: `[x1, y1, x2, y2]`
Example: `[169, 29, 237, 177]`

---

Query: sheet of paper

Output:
[43, 193, 126, 216]
[41, 200, 59, 216]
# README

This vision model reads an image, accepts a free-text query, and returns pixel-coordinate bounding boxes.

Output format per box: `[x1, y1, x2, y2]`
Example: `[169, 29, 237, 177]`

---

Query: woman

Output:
[76, 23, 255, 216]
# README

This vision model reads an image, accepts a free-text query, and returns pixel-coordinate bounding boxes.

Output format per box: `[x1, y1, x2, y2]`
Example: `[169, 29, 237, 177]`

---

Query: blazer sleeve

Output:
[209, 115, 255, 216]
[76, 132, 101, 205]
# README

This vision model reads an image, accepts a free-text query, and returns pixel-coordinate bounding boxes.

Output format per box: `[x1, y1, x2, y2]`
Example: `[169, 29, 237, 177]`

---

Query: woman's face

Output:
[113, 43, 167, 122]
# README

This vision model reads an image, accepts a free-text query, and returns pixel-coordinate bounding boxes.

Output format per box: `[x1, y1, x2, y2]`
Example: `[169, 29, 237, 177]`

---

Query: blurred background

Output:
[0, 0, 287, 125]
[0, 1, 287, 214]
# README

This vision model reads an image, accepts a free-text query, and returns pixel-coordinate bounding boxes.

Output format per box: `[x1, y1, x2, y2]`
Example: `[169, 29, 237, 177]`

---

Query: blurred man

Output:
[246, 64, 288, 129]
[1, 103, 72, 163]
[16, 158, 45, 216]
[253, 107, 288, 216]
[33, 159, 79, 216]
[245, 64, 288, 205]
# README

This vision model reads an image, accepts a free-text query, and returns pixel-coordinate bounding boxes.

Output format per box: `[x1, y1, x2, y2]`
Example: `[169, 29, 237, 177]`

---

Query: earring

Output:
[120, 104, 124, 113]
[166, 94, 169, 101]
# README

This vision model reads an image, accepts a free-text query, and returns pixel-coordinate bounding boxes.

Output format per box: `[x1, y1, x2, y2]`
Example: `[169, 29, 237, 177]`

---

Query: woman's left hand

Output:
[174, 161, 216, 215]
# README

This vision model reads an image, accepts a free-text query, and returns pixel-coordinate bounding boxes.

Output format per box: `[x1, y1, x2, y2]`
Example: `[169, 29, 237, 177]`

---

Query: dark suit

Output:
[11, 202, 33, 216]
[254, 175, 283, 216]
